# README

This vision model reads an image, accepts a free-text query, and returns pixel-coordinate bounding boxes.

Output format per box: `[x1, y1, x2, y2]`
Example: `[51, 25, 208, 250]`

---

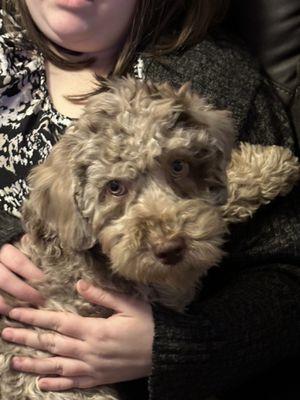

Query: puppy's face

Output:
[26, 78, 234, 287]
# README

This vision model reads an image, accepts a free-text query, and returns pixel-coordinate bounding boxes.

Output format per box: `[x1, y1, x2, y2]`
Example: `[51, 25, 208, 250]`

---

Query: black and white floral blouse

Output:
[0, 10, 71, 217]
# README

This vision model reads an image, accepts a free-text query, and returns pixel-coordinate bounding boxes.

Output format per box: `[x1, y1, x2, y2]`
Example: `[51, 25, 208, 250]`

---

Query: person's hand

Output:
[1, 280, 154, 391]
[0, 243, 45, 315]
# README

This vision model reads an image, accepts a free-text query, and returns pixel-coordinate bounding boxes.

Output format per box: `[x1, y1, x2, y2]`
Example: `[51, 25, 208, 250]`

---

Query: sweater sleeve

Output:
[148, 80, 300, 399]
[237, 77, 298, 152]
[148, 183, 300, 400]
[149, 261, 300, 399]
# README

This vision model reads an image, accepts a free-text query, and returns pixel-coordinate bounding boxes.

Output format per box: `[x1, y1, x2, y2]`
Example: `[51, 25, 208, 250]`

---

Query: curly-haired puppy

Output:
[1, 77, 298, 400]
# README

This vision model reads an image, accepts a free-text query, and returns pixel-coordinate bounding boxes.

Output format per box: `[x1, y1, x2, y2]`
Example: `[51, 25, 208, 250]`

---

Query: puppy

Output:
[1, 77, 298, 400]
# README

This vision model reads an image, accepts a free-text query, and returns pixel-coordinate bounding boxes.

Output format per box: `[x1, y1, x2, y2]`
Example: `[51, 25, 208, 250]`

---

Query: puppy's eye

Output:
[106, 180, 127, 196]
[170, 160, 189, 178]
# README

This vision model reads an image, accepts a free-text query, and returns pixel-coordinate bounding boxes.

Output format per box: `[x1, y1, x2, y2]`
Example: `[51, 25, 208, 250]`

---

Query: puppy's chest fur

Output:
[10, 239, 197, 317]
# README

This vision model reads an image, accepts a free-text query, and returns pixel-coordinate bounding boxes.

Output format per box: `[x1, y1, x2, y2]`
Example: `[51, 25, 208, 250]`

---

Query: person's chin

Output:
[42, 13, 92, 48]
[46, 28, 113, 55]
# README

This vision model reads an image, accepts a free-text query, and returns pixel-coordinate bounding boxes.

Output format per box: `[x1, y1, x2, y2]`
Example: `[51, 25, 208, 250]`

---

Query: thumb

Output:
[76, 280, 133, 313]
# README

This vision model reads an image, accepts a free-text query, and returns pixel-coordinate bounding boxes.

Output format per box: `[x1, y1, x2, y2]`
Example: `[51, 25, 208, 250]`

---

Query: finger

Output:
[0, 244, 44, 281]
[0, 263, 45, 305]
[11, 356, 91, 377]
[0, 294, 12, 316]
[2, 328, 86, 358]
[8, 308, 92, 339]
[38, 376, 97, 391]
[77, 280, 136, 313]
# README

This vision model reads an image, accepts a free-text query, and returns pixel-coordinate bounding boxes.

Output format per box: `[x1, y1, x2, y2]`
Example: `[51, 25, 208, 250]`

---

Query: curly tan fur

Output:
[223, 142, 300, 223]
[0, 77, 299, 400]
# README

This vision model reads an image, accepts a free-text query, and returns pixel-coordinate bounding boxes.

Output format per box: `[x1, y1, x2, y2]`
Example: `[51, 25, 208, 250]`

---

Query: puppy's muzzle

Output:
[152, 237, 186, 265]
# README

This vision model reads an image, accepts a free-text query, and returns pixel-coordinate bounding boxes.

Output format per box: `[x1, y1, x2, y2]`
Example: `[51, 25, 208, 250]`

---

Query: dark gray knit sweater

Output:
[142, 34, 300, 400]
[1, 32, 299, 400]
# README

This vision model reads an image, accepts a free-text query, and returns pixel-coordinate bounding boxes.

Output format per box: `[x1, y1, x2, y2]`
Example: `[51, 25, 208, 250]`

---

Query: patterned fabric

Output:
[0, 10, 72, 216]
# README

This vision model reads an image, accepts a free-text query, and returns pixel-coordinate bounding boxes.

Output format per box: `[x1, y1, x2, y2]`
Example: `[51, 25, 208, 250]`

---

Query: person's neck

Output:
[45, 61, 108, 119]
[45, 45, 122, 119]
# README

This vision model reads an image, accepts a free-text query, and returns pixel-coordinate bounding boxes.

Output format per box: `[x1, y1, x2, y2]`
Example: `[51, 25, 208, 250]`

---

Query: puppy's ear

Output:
[22, 134, 96, 251]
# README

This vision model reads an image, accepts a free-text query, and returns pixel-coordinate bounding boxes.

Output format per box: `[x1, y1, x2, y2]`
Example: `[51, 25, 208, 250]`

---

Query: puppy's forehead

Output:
[86, 81, 181, 136]
[73, 78, 229, 173]
[77, 82, 191, 163]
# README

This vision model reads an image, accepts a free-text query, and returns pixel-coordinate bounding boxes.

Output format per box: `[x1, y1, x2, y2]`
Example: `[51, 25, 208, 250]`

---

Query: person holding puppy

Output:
[0, 1, 299, 399]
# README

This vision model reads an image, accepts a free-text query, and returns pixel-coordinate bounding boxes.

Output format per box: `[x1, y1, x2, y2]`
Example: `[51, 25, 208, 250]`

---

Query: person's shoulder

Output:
[0, 8, 43, 90]
[145, 30, 261, 103]
[0, 7, 35, 58]
[184, 31, 261, 84]
[0, 8, 23, 64]
[144, 31, 265, 133]
[0, 7, 21, 40]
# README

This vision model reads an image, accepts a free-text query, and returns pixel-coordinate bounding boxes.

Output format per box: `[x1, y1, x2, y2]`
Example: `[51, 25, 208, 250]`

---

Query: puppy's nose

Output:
[154, 238, 186, 265]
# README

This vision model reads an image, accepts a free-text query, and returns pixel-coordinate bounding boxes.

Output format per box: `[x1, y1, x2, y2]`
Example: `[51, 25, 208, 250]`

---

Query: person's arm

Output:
[150, 260, 300, 399]
[148, 77, 300, 399]
[0, 6, 53, 314]
[149, 172, 300, 400]
[237, 77, 298, 152]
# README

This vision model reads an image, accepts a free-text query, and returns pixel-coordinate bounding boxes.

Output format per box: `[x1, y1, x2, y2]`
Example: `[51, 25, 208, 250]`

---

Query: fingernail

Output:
[38, 379, 48, 390]
[78, 280, 90, 291]
[9, 309, 21, 319]
[36, 295, 46, 306]
[2, 328, 13, 340]
[11, 357, 22, 368]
